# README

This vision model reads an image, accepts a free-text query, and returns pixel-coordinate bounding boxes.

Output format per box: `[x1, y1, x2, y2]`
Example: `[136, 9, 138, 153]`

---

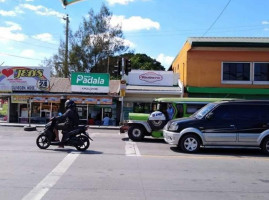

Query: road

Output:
[0, 127, 269, 200]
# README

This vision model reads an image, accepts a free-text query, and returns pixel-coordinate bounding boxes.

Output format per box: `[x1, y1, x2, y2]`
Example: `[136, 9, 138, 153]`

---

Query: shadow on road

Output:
[49, 148, 103, 155]
[170, 146, 268, 157]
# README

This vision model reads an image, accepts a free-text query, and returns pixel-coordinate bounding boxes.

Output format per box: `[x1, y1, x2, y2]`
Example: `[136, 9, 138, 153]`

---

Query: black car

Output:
[163, 100, 269, 154]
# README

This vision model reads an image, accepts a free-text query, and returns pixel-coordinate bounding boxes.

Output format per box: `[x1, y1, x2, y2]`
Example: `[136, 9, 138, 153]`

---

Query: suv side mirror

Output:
[206, 112, 214, 120]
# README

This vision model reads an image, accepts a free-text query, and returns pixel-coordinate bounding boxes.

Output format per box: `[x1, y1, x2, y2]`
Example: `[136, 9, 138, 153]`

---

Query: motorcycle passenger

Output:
[54, 100, 79, 147]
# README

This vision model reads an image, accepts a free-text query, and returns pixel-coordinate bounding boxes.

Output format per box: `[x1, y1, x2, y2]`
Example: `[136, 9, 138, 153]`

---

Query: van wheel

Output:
[179, 134, 200, 153]
[261, 137, 269, 155]
[128, 125, 145, 141]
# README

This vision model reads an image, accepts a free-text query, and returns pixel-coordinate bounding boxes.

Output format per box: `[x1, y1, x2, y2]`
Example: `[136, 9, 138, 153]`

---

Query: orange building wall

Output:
[172, 42, 191, 86]
[172, 42, 269, 88]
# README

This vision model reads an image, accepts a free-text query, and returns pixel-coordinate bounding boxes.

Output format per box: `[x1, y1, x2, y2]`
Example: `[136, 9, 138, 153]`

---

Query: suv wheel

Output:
[261, 137, 269, 155]
[128, 125, 145, 141]
[180, 134, 200, 153]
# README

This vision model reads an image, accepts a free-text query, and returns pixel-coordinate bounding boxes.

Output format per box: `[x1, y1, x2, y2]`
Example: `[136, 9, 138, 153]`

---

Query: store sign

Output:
[71, 73, 109, 93]
[0, 66, 50, 92]
[11, 96, 30, 103]
[11, 96, 60, 103]
[68, 96, 112, 105]
[128, 70, 174, 86]
[31, 96, 60, 103]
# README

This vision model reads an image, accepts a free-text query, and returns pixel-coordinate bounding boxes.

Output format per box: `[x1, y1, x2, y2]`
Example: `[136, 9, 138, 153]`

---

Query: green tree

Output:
[69, 4, 128, 74]
[43, 4, 129, 77]
[124, 53, 165, 71]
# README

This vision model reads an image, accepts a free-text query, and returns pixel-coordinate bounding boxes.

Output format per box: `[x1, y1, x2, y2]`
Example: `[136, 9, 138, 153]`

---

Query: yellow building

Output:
[171, 37, 269, 99]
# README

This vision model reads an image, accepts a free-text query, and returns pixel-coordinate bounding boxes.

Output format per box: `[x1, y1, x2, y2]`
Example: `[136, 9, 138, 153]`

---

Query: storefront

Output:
[122, 70, 183, 119]
[0, 97, 8, 122]
[0, 68, 120, 125]
[68, 96, 116, 125]
[69, 72, 118, 125]
[0, 66, 51, 123]
[9, 95, 61, 123]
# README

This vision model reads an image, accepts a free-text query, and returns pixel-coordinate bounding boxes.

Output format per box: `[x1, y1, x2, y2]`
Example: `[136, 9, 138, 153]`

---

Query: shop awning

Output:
[187, 86, 269, 95]
[126, 85, 182, 95]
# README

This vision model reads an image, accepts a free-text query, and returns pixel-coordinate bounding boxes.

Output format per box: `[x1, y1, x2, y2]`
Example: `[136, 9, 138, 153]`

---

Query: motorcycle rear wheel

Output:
[75, 135, 90, 151]
[36, 134, 50, 149]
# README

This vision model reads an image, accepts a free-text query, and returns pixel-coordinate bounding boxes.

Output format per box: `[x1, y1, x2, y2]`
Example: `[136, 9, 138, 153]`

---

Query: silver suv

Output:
[163, 100, 269, 154]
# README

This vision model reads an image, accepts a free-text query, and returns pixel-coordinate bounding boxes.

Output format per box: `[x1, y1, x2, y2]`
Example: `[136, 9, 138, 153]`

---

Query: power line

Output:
[0, 36, 59, 51]
[0, 52, 43, 61]
[202, 0, 232, 37]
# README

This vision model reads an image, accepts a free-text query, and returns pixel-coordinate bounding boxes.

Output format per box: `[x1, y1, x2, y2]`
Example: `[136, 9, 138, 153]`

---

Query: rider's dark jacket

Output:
[56, 107, 79, 129]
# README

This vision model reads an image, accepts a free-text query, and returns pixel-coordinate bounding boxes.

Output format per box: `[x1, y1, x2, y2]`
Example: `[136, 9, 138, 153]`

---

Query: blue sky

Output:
[1, 0, 269, 70]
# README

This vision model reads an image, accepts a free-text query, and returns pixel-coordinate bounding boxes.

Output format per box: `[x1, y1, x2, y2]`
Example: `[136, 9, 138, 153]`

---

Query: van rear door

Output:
[237, 105, 269, 145]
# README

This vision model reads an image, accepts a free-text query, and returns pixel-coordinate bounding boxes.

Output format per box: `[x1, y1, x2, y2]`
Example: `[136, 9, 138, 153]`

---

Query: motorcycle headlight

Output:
[168, 122, 179, 131]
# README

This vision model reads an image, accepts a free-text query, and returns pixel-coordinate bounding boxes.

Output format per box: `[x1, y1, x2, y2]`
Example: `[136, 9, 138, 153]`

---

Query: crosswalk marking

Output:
[22, 152, 80, 200]
[124, 134, 141, 156]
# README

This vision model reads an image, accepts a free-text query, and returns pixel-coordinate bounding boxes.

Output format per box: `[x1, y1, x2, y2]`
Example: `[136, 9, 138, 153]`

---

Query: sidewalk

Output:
[0, 122, 120, 130]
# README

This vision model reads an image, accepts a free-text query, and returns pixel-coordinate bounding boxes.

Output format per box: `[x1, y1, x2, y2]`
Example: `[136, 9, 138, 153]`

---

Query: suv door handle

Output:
[230, 125, 235, 127]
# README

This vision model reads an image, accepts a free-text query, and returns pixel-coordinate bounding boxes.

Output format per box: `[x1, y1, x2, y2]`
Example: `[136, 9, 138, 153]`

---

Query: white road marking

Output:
[125, 134, 141, 157]
[22, 152, 80, 200]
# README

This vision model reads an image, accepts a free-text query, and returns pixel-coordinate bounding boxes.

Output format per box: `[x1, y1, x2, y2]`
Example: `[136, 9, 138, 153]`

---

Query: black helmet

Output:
[65, 100, 75, 109]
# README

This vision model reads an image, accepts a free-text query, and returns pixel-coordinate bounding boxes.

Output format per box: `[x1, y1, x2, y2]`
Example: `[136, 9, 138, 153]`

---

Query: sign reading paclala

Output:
[71, 72, 109, 93]
[0, 67, 50, 92]
[128, 70, 174, 86]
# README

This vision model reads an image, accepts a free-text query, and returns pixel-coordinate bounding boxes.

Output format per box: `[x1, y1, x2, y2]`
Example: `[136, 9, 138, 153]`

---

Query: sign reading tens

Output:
[71, 72, 109, 93]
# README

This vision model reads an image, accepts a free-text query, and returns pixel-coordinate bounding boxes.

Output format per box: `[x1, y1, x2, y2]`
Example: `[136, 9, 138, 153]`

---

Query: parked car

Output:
[163, 100, 269, 154]
[123, 97, 231, 141]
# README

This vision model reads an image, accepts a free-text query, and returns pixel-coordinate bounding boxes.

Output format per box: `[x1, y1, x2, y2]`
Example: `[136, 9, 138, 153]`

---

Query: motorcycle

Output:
[36, 118, 93, 151]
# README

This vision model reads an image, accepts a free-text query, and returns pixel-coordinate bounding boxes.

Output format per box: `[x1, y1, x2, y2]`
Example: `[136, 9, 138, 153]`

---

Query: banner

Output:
[11, 96, 30, 104]
[71, 72, 109, 93]
[68, 96, 112, 105]
[128, 70, 174, 86]
[0, 66, 50, 92]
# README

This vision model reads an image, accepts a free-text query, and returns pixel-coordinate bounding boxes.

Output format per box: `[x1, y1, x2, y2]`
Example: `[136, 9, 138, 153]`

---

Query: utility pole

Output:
[107, 55, 110, 73]
[63, 14, 69, 78]
[120, 57, 126, 125]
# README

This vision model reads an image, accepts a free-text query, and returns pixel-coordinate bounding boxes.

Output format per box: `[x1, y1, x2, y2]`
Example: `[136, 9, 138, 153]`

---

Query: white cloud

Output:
[0, 6, 24, 17]
[262, 21, 269, 25]
[0, 10, 16, 16]
[156, 53, 174, 69]
[0, 0, 6, 2]
[32, 33, 56, 43]
[0, 21, 27, 43]
[19, 4, 64, 19]
[111, 15, 160, 31]
[123, 38, 135, 48]
[106, 0, 135, 5]
[20, 49, 35, 58]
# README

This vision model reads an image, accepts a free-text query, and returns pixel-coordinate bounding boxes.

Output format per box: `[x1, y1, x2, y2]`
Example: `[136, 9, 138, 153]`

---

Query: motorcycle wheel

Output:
[36, 134, 50, 149]
[75, 135, 90, 151]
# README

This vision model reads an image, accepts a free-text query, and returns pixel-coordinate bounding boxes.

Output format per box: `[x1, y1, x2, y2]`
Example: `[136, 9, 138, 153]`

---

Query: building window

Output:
[254, 63, 269, 84]
[222, 62, 251, 84]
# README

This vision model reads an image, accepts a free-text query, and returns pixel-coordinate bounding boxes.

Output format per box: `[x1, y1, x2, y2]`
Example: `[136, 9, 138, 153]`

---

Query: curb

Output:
[0, 123, 120, 130]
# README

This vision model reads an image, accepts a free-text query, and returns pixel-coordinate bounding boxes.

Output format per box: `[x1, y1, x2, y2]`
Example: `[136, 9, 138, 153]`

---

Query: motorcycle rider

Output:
[54, 99, 79, 147]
